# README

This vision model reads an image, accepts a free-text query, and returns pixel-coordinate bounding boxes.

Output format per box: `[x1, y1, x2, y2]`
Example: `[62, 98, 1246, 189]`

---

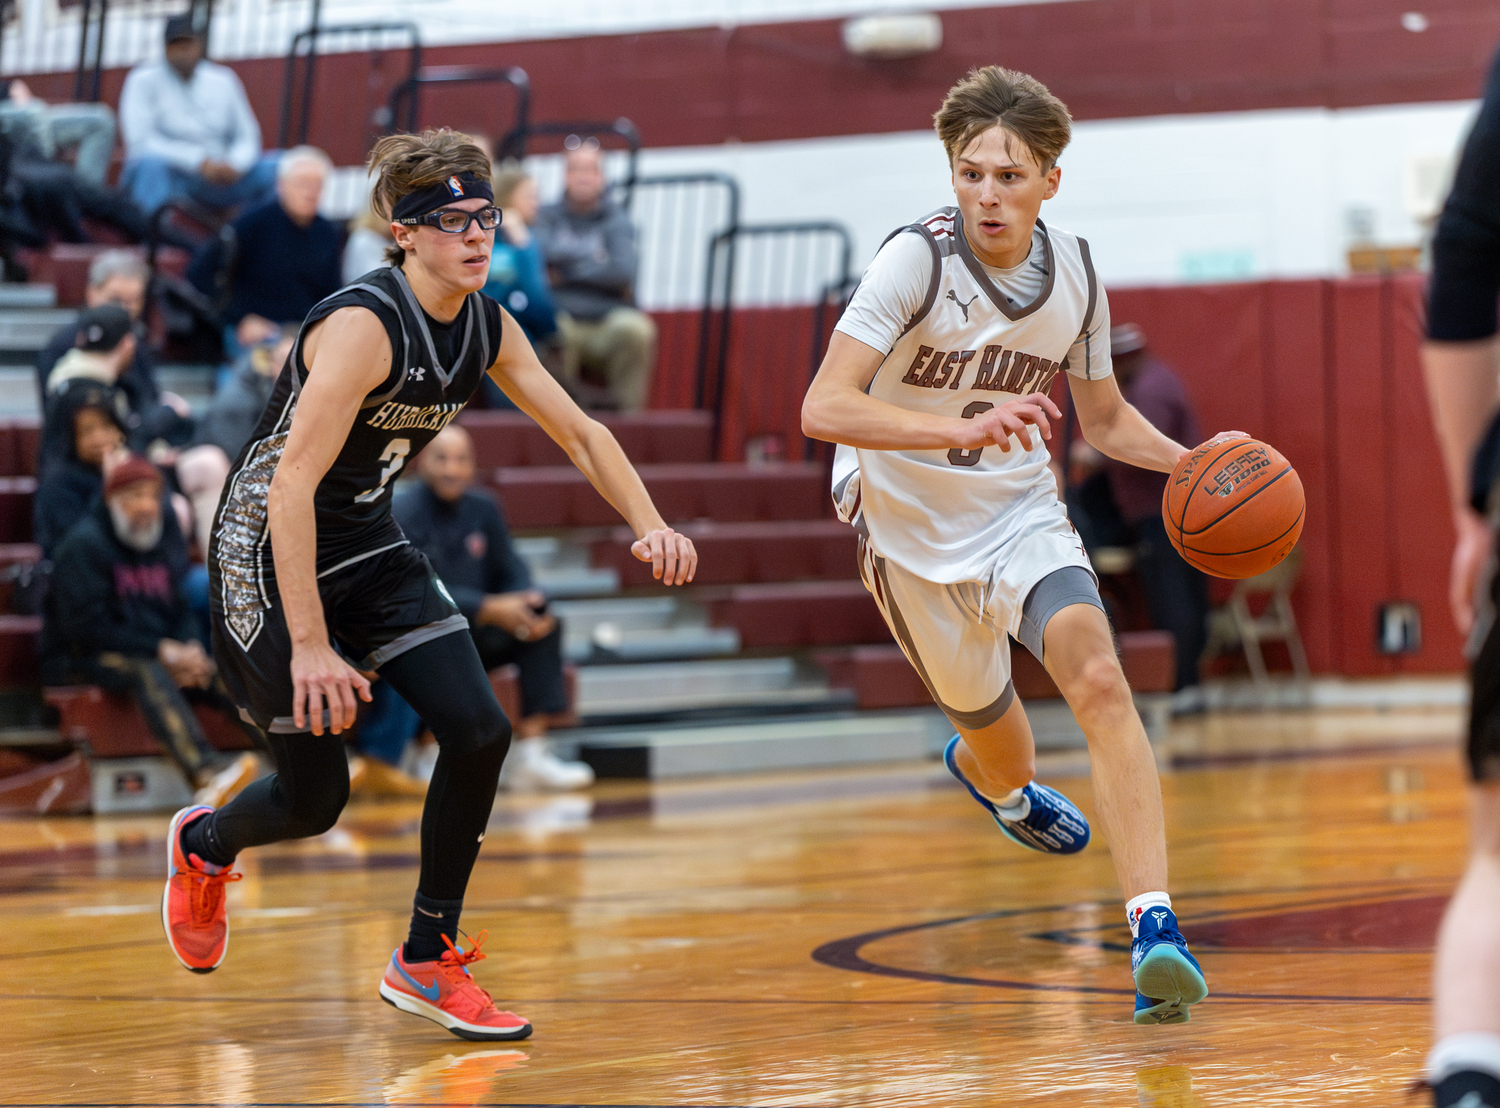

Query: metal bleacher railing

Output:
[699, 222, 854, 460]
[279, 20, 421, 149]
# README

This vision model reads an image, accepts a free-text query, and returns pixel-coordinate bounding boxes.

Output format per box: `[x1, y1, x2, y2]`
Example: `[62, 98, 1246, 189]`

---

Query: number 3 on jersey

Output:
[947, 402, 994, 467]
[354, 438, 411, 503]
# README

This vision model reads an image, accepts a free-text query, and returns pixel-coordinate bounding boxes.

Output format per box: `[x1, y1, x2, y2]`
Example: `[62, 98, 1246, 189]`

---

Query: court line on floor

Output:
[811, 902, 1431, 1005]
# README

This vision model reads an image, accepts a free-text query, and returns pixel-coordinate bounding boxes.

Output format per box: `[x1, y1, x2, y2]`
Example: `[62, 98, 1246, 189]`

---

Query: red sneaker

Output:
[379, 932, 532, 1041]
[161, 805, 241, 973]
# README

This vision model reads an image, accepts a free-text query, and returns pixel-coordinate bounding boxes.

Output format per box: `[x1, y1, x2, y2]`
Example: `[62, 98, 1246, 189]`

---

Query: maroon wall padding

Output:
[491, 461, 827, 528]
[706, 580, 890, 648]
[592, 519, 858, 587]
[456, 409, 712, 469]
[46, 685, 253, 758]
[21, 1, 1500, 162]
[1107, 273, 1459, 676]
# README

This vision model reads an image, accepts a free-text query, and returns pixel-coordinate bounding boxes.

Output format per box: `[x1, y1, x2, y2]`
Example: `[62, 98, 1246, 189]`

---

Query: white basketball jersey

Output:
[831, 208, 1108, 583]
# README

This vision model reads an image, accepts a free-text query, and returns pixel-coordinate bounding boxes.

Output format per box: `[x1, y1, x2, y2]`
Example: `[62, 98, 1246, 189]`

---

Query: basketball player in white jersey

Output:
[803, 66, 1209, 1023]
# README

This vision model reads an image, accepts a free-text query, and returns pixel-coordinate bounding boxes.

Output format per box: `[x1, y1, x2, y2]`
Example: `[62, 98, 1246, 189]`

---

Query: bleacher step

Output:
[513, 535, 621, 598]
[0, 307, 77, 355]
[574, 656, 846, 721]
[551, 596, 739, 662]
[0, 285, 57, 309]
[571, 709, 949, 779]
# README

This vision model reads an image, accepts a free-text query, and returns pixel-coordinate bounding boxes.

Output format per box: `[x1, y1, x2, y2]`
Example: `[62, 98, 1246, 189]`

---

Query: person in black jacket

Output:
[36, 251, 194, 468]
[187, 146, 343, 357]
[373, 424, 592, 791]
[33, 381, 128, 558]
[41, 454, 260, 805]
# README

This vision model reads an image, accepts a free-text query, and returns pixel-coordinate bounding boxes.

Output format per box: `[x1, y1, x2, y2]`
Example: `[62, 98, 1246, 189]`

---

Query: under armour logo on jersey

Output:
[946, 289, 979, 322]
[408, 366, 426, 382]
[446, 175, 464, 197]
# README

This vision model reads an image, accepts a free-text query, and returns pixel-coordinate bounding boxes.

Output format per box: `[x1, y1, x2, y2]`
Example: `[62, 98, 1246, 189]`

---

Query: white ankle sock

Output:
[980, 786, 1029, 820]
[1126, 891, 1173, 938]
[1429, 1033, 1500, 1085]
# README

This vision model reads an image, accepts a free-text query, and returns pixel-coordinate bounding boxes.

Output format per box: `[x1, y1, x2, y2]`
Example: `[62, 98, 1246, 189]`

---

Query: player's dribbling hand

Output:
[631, 527, 697, 586]
[969, 392, 1062, 452]
[290, 640, 373, 736]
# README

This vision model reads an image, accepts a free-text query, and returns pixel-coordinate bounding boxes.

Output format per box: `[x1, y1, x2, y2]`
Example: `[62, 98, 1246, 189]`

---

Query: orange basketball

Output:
[1162, 435, 1305, 579]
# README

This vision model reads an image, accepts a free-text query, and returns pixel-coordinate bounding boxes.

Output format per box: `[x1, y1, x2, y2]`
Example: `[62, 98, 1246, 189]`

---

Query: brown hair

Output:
[366, 128, 492, 265]
[933, 66, 1072, 170]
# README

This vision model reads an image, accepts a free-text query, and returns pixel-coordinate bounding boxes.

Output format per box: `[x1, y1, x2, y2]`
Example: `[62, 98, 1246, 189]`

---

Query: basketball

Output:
[1162, 435, 1305, 579]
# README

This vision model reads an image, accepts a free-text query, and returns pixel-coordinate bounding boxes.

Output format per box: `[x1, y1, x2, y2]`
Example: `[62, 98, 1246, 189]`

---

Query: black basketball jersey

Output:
[210, 265, 502, 651]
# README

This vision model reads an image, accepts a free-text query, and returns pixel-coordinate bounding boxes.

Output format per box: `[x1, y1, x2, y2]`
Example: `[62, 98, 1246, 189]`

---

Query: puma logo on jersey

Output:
[946, 289, 979, 322]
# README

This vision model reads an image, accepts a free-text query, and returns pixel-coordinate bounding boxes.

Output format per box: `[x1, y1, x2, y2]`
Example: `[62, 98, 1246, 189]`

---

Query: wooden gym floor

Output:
[0, 701, 1471, 1107]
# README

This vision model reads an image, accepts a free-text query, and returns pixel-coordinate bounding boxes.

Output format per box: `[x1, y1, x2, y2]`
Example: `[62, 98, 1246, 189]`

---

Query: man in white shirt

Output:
[803, 65, 1214, 1024]
[119, 14, 277, 216]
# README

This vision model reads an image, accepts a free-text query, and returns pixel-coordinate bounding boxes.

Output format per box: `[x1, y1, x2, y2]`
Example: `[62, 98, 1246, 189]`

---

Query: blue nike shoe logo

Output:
[394, 956, 442, 1002]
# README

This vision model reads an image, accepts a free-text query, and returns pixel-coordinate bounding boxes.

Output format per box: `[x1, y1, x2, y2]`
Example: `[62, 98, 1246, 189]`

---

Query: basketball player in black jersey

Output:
[160, 129, 697, 1041]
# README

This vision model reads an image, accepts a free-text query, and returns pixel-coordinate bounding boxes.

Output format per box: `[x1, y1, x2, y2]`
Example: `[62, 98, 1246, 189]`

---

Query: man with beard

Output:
[41, 453, 260, 806]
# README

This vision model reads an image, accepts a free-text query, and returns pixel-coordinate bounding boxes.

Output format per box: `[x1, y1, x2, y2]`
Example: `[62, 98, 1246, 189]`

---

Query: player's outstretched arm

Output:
[487, 308, 696, 585]
[1423, 338, 1500, 634]
[803, 332, 1059, 452]
[1068, 372, 1188, 474]
[267, 306, 390, 734]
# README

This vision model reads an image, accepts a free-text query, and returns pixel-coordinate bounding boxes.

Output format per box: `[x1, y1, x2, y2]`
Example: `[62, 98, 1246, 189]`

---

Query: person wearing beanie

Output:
[41, 453, 262, 807]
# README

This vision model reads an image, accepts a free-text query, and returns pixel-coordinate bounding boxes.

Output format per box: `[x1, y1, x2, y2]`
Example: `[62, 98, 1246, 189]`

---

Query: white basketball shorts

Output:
[857, 502, 1101, 729]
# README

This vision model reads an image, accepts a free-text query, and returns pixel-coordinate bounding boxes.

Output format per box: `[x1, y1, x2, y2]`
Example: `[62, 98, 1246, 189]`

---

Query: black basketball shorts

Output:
[211, 542, 468, 734]
[1470, 549, 1500, 781]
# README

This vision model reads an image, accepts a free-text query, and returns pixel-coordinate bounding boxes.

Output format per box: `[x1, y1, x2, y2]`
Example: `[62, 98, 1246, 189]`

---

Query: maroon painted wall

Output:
[22, 0, 1500, 166]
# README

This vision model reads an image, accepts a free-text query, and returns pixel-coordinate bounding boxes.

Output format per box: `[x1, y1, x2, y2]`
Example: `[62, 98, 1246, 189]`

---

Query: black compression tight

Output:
[191, 630, 511, 902]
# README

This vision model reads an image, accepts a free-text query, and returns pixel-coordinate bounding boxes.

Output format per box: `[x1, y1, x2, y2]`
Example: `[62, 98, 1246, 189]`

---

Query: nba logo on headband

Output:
[446, 176, 464, 197]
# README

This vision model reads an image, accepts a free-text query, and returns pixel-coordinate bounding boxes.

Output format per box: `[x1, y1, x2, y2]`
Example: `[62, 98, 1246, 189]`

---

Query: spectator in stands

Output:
[193, 332, 292, 464]
[188, 145, 342, 357]
[342, 205, 394, 284]
[42, 303, 226, 559]
[486, 163, 558, 350]
[1103, 323, 1209, 694]
[40, 454, 261, 807]
[0, 127, 153, 252]
[119, 14, 278, 217]
[37, 250, 193, 462]
[0, 78, 116, 186]
[33, 382, 127, 557]
[533, 141, 656, 411]
[360, 425, 593, 792]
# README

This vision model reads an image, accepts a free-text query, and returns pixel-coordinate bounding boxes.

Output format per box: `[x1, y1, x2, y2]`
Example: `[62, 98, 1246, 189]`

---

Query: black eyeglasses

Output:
[395, 206, 501, 234]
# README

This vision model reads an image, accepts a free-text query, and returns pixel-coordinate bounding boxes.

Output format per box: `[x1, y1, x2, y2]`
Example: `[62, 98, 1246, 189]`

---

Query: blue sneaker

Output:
[942, 735, 1090, 854]
[1131, 906, 1207, 1024]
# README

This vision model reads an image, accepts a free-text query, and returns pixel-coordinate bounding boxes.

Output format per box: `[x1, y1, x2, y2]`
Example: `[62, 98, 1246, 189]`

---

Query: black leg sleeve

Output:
[379, 629, 512, 902]
[192, 730, 351, 864]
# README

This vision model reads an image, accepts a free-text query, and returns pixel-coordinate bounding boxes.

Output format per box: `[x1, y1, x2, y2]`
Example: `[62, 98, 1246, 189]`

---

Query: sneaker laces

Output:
[175, 855, 242, 926]
[438, 931, 496, 1003]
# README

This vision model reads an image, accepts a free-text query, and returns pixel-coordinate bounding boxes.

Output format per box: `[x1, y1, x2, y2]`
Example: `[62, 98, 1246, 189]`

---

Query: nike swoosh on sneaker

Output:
[394, 958, 442, 1003]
